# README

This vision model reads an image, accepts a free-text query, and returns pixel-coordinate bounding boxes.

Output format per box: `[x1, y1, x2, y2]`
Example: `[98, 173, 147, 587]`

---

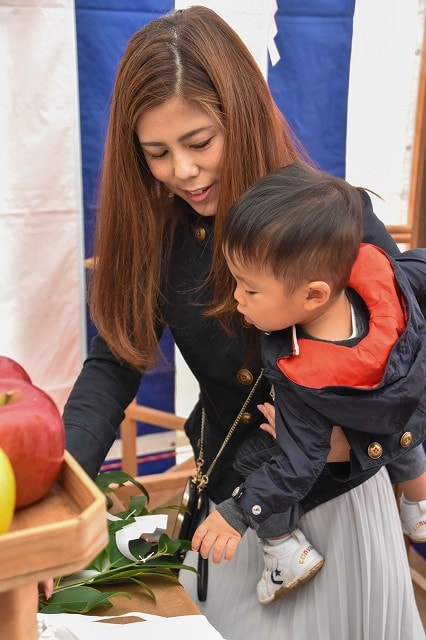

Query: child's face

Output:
[226, 256, 310, 333]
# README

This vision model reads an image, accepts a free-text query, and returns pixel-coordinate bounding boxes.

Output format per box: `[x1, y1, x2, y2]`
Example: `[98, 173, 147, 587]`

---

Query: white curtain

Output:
[346, 0, 425, 227]
[0, 0, 86, 411]
[174, 0, 279, 78]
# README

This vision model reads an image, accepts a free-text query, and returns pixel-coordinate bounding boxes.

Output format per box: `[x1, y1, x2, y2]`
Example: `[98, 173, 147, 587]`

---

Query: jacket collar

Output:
[275, 244, 406, 389]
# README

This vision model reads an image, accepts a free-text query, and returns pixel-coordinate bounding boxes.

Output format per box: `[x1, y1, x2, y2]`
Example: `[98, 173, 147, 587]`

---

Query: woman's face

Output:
[136, 97, 224, 217]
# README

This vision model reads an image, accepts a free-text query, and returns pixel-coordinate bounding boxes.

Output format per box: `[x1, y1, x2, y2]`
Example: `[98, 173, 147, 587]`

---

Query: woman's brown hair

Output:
[90, 5, 304, 370]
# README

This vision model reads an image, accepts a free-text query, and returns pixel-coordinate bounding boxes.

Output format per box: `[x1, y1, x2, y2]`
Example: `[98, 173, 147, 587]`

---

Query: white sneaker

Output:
[256, 528, 324, 605]
[400, 495, 426, 542]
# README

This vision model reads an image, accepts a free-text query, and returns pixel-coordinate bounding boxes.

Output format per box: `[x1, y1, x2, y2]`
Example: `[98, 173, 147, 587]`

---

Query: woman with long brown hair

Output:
[63, 7, 425, 639]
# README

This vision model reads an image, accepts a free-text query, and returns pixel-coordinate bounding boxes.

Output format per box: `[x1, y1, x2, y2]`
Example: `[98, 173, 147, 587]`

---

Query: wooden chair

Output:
[117, 401, 195, 510]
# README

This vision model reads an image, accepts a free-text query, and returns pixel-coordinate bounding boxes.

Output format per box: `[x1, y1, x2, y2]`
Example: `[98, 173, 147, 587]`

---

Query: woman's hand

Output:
[38, 578, 53, 600]
[257, 402, 276, 438]
[258, 402, 350, 461]
[328, 425, 351, 462]
[192, 509, 241, 564]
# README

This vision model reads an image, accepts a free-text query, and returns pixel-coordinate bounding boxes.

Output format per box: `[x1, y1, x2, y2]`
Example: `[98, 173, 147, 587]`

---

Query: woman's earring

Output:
[168, 191, 174, 199]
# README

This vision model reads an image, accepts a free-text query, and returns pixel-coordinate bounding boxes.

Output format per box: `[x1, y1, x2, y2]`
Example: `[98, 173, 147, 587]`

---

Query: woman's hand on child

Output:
[192, 509, 241, 564]
[257, 402, 276, 438]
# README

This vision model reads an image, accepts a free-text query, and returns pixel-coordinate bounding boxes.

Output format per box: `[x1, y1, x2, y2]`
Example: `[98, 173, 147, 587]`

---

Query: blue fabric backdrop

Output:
[269, 0, 355, 177]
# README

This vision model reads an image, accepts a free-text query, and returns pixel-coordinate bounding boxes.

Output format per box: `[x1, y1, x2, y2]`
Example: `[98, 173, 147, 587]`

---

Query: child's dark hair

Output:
[223, 163, 363, 295]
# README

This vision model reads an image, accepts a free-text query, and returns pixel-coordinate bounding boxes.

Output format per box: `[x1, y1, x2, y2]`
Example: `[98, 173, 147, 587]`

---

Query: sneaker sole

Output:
[259, 558, 325, 605]
[402, 528, 426, 543]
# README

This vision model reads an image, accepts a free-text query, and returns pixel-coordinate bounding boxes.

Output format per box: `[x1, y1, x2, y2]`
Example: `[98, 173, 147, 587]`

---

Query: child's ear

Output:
[304, 281, 330, 310]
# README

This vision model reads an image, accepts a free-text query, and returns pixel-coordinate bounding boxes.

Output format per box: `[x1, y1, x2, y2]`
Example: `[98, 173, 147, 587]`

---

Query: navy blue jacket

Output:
[234, 244, 426, 525]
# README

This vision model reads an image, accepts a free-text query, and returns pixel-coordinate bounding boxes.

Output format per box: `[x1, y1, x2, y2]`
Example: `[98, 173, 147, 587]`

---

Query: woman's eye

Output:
[148, 150, 168, 160]
[246, 290, 257, 296]
[192, 137, 213, 150]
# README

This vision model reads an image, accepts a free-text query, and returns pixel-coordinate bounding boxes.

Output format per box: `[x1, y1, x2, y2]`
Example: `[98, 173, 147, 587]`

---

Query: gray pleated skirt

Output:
[179, 467, 425, 640]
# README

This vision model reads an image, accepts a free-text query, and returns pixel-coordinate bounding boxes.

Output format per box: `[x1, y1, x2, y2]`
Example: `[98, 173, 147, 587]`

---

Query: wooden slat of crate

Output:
[0, 451, 108, 592]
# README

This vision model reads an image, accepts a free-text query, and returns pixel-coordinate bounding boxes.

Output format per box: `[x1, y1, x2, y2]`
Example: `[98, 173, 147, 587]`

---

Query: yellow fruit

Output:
[0, 447, 15, 533]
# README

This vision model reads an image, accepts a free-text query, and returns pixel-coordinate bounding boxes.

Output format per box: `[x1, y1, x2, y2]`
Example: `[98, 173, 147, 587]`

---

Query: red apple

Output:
[0, 356, 31, 383]
[0, 378, 65, 508]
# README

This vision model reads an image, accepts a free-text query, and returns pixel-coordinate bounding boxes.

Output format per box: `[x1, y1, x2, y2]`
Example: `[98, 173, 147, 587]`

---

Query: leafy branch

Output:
[38, 470, 194, 614]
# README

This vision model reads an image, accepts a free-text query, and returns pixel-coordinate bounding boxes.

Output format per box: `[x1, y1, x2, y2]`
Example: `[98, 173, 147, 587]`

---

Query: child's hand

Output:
[257, 401, 276, 438]
[192, 509, 241, 564]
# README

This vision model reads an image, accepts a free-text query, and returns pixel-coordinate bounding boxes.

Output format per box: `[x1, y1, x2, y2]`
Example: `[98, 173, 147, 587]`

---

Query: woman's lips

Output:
[186, 185, 212, 203]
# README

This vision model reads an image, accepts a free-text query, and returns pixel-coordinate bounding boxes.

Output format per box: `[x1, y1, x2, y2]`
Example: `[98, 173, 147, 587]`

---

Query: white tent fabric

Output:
[346, 0, 425, 228]
[174, 0, 279, 76]
[0, 0, 86, 411]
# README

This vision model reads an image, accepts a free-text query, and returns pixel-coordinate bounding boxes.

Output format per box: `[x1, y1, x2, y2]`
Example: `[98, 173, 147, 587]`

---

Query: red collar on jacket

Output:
[277, 244, 406, 389]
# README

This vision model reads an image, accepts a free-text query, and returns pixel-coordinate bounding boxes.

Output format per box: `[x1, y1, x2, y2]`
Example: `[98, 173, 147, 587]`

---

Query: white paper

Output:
[106, 513, 168, 561]
[37, 612, 227, 640]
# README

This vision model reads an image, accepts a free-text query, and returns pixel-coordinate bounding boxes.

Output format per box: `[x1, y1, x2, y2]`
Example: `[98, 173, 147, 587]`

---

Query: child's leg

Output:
[234, 431, 324, 604]
[399, 471, 426, 502]
[254, 504, 323, 605]
[387, 444, 426, 542]
[233, 429, 281, 476]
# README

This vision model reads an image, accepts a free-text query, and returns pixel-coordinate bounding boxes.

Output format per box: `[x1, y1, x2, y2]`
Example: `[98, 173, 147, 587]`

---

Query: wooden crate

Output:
[0, 451, 108, 639]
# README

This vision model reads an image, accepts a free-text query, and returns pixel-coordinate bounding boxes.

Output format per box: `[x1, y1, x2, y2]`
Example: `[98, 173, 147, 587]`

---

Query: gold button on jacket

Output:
[194, 226, 206, 241]
[367, 442, 383, 459]
[400, 432, 413, 448]
[237, 369, 253, 385]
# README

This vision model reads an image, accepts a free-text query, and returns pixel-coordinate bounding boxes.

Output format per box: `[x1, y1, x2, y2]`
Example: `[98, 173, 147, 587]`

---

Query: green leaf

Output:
[177, 539, 193, 551]
[87, 547, 111, 573]
[107, 517, 135, 536]
[127, 493, 149, 515]
[127, 538, 154, 560]
[157, 534, 183, 555]
[39, 471, 195, 615]
[127, 578, 156, 601]
[107, 538, 134, 567]
[95, 471, 150, 500]
[140, 556, 191, 570]
[39, 586, 131, 614]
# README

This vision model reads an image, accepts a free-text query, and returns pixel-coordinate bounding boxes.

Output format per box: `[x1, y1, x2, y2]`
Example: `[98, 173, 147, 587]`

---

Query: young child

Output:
[192, 163, 426, 605]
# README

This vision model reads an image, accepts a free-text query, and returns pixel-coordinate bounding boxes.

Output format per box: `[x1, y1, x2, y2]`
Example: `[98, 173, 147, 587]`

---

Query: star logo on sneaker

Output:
[270, 570, 284, 585]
